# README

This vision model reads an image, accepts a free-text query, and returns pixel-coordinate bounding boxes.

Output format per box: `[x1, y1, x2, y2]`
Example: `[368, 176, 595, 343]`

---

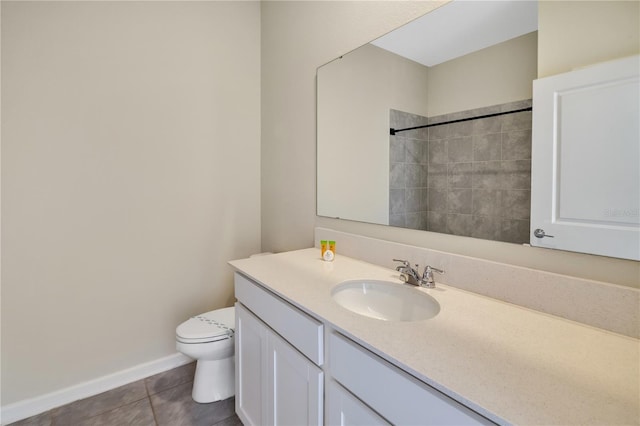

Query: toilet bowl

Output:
[176, 306, 235, 403]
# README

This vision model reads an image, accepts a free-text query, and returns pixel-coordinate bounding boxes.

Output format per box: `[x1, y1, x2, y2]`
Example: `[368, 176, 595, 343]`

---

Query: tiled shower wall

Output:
[389, 100, 532, 244]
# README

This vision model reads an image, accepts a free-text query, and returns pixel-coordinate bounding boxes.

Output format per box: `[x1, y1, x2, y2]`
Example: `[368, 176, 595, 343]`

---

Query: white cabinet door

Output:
[267, 330, 323, 426]
[235, 303, 268, 426]
[236, 302, 323, 426]
[531, 55, 639, 260]
[327, 380, 390, 426]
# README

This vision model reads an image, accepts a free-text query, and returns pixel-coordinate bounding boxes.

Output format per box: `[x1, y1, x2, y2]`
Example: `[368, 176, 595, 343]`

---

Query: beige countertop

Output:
[229, 248, 639, 425]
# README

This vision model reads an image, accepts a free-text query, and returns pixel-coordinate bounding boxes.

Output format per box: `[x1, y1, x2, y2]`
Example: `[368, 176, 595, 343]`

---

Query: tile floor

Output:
[9, 363, 242, 426]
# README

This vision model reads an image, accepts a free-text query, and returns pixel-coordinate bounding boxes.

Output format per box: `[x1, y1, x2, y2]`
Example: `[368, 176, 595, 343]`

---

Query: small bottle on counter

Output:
[323, 240, 336, 261]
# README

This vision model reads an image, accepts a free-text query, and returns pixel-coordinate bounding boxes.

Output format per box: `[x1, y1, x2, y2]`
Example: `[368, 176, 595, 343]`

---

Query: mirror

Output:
[317, 0, 538, 244]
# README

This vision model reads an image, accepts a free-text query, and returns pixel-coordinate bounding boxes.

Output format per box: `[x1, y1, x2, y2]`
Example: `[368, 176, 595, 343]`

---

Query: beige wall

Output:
[317, 44, 430, 225]
[261, 0, 639, 288]
[538, 1, 640, 78]
[1, 1, 261, 405]
[427, 31, 537, 116]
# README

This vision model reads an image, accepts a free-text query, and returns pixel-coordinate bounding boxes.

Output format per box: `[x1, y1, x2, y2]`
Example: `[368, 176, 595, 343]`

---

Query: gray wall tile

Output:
[502, 190, 531, 220]
[467, 104, 501, 118]
[389, 214, 406, 227]
[389, 136, 406, 163]
[448, 189, 473, 214]
[502, 110, 532, 131]
[448, 137, 473, 162]
[502, 130, 532, 160]
[428, 188, 447, 213]
[428, 123, 450, 140]
[428, 139, 448, 164]
[389, 189, 405, 215]
[427, 163, 448, 189]
[448, 163, 473, 189]
[472, 215, 502, 240]
[390, 102, 531, 244]
[473, 116, 502, 135]
[406, 138, 425, 164]
[406, 164, 423, 187]
[389, 163, 406, 189]
[421, 164, 430, 187]
[473, 133, 502, 161]
[502, 160, 531, 190]
[406, 212, 428, 230]
[450, 120, 474, 138]
[472, 189, 502, 216]
[473, 161, 503, 189]
[501, 219, 530, 243]
[406, 188, 426, 213]
[447, 214, 473, 236]
[427, 211, 447, 233]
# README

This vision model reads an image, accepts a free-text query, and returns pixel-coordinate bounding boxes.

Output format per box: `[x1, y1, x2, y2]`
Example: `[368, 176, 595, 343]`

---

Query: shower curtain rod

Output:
[389, 106, 532, 135]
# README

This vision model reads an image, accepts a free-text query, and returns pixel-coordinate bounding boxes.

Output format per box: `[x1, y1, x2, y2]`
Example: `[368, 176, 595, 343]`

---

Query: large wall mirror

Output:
[317, 0, 639, 259]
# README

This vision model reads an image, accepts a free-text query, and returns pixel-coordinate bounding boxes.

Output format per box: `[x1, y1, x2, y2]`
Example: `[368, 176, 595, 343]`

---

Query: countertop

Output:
[229, 248, 639, 425]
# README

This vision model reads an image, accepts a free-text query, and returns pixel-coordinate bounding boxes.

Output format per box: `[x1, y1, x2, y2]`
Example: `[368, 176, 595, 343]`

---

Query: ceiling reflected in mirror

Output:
[371, 0, 538, 67]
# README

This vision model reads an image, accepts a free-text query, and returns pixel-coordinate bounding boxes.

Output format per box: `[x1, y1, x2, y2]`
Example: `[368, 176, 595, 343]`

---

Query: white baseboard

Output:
[0, 352, 193, 425]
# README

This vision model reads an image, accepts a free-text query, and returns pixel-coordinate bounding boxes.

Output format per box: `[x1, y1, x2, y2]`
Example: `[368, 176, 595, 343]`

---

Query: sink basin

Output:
[331, 280, 440, 321]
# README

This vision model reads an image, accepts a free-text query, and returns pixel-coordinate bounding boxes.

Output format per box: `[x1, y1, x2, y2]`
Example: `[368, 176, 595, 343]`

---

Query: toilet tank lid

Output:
[176, 306, 235, 341]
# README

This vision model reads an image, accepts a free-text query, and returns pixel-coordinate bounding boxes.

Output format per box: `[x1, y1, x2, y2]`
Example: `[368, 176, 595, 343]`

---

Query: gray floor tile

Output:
[7, 411, 52, 426]
[51, 380, 148, 425]
[212, 414, 242, 426]
[145, 362, 196, 396]
[150, 382, 235, 426]
[72, 399, 156, 426]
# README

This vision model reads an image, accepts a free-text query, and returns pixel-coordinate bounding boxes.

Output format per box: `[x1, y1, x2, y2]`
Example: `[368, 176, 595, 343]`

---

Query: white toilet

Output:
[176, 306, 235, 403]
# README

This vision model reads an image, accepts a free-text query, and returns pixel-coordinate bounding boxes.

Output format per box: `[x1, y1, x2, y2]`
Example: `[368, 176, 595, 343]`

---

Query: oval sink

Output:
[331, 280, 440, 322]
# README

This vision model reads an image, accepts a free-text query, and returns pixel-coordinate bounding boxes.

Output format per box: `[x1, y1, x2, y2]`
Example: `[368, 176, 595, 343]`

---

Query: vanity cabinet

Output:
[329, 332, 492, 425]
[234, 273, 323, 426]
[234, 271, 491, 426]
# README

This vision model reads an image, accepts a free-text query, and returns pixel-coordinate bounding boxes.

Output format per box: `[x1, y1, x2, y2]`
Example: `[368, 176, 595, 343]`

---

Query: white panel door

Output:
[531, 55, 640, 260]
[235, 303, 268, 426]
[267, 330, 323, 426]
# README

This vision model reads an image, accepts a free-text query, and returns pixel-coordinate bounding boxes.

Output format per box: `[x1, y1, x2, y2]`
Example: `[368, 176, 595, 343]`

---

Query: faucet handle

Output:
[423, 265, 444, 275]
[421, 265, 445, 288]
[392, 259, 410, 268]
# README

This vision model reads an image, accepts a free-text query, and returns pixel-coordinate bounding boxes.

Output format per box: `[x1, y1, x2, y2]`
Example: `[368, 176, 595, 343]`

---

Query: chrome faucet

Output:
[393, 259, 444, 288]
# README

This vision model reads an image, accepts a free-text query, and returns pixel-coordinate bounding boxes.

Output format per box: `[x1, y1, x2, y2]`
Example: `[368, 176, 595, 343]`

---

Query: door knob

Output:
[533, 228, 554, 238]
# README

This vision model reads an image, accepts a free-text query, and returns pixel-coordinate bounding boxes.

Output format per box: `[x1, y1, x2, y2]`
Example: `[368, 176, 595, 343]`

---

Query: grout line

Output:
[148, 395, 160, 426]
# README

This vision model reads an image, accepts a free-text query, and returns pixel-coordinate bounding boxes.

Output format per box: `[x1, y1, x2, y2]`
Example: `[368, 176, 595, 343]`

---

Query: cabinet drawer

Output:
[327, 380, 390, 426]
[329, 333, 492, 425]
[235, 272, 323, 365]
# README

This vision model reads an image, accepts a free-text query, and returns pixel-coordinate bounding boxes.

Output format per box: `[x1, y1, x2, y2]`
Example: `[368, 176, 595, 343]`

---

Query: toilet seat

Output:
[176, 306, 235, 344]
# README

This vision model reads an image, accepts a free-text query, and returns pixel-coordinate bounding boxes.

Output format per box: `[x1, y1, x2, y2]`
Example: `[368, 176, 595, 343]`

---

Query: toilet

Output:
[176, 306, 235, 403]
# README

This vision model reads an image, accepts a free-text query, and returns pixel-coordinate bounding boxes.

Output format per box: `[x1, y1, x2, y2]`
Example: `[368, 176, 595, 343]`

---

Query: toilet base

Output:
[192, 356, 235, 403]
